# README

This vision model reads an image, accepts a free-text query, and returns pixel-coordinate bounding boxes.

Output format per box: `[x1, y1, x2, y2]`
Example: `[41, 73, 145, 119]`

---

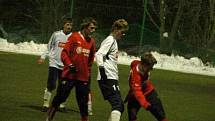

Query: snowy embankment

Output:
[0, 37, 215, 77]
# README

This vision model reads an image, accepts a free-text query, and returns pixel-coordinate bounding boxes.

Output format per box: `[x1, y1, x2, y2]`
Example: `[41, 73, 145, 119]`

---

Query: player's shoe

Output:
[88, 110, 93, 116]
[41, 106, 49, 112]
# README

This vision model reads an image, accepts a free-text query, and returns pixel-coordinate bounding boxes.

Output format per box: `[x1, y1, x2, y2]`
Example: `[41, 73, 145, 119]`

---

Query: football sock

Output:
[108, 110, 121, 121]
[88, 92, 92, 115]
[43, 88, 52, 107]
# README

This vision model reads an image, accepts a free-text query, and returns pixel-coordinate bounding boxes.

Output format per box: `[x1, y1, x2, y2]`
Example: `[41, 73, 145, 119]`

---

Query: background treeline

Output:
[0, 0, 214, 62]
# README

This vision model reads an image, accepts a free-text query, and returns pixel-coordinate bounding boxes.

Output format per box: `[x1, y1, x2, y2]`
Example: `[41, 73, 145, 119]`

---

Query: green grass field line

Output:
[0, 51, 215, 121]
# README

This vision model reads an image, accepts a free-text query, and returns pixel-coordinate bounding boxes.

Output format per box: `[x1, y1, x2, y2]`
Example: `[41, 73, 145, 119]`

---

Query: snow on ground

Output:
[1, 37, 215, 77]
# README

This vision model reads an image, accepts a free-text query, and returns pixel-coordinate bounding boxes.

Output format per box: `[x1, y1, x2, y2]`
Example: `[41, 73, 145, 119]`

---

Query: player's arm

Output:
[88, 39, 96, 68]
[38, 33, 55, 64]
[96, 38, 114, 67]
[130, 70, 151, 109]
[88, 40, 96, 75]
[61, 35, 79, 73]
[61, 35, 74, 66]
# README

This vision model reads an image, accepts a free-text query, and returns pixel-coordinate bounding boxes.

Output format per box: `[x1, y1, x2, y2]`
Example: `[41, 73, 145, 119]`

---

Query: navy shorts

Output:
[47, 67, 62, 91]
[98, 79, 124, 112]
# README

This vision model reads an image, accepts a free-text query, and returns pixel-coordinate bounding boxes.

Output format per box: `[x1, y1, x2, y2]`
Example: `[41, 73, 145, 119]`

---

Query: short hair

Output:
[141, 52, 157, 67]
[63, 17, 73, 25]
[80, 17, 97, 30]
[112, 19, 129, 31]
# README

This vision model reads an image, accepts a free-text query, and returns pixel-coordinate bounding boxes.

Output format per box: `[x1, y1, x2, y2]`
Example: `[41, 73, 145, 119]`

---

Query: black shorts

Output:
[98, 79, 120, 100]
[98, 79, 124, 112]
[47, 67, 62, 91]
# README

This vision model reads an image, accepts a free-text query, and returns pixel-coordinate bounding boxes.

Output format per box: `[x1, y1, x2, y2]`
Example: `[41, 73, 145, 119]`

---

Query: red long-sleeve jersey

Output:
[128, 60, 155, 108]
[61, 32, 96, 81]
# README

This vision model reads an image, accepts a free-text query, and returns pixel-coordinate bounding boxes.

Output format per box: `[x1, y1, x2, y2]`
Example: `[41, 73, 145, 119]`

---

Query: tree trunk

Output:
[159, 0, 168, 53]
[208, 0, 215, 48]
[169, 0, 184, 51]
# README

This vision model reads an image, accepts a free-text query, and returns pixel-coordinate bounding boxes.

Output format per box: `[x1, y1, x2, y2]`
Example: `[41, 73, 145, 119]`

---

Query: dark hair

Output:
[141, 52, 157, 67]
[80, 17, 97, 30]
[63, 17, 73, 25]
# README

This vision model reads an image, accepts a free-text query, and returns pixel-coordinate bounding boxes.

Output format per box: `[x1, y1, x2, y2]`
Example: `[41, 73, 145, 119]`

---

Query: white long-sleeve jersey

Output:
[96, 35, 119, 80]
[40, 30, 72, 70]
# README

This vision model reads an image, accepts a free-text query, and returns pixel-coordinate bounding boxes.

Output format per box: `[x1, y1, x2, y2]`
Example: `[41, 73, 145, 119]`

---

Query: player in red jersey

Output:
[125, 52, 169, 121]
[45, 17, 97, 121]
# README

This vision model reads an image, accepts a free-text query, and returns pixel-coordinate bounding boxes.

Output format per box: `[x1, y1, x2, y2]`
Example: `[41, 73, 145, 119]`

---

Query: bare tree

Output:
[207, 0, 215, 49]
[27, 0, 69, 43]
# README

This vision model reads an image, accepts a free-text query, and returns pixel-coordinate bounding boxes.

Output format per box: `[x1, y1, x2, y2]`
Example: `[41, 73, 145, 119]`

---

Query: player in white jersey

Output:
[96, 19, 129, 121]
[38, 17, 73, 112]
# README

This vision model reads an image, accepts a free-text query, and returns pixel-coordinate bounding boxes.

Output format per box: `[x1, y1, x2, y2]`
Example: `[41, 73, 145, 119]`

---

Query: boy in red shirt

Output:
[125, 52, 169, 121]
[45, 17, 97, 121]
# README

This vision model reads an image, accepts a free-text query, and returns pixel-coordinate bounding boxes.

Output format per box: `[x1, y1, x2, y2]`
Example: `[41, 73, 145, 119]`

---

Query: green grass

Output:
[0, 51, 215, 121]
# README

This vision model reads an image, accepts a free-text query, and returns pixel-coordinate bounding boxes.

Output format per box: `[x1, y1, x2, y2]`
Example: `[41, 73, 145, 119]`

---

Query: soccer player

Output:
[96, 19, 129, 121]
[45, 17, 97, 121]
[38, 17, 73, 112]
[124, 52, 169, 121]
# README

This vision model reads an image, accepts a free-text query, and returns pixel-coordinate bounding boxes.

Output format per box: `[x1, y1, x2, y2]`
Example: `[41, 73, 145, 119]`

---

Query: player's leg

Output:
[46, 79, 75, 121]
[87, 76, 93, 115]
[42, 88, 51, 112]
[76, 81, 89, 121]
[146, 90, 168, 121]
[127, 97, 141, 121]
[57, 69, 67, 112]
[88, 91, 93, 115]
[42, 67, 58, 112]
[107, 79, 124, 121]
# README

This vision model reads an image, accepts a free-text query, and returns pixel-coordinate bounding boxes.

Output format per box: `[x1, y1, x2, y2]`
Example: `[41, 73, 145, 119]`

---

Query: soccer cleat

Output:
[88, 110, 93, 116]
[41, 106, 49, 112]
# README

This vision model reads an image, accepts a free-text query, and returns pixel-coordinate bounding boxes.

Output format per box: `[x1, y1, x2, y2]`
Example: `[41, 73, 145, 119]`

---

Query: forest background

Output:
[0, 0, 214, 63]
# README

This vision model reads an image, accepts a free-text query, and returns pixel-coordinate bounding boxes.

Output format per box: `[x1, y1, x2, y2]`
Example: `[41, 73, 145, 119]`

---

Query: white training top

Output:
[96, 35, 119, 80]
[41, 30, 72, 70]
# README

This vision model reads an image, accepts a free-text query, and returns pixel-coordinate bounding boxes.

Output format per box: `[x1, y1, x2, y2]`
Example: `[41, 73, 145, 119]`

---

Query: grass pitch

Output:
[0, 51, 215, 121]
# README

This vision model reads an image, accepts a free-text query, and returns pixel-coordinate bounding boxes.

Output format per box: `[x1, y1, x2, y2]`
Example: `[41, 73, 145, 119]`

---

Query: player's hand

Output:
[146, 105, 151, 111]
[37, 58, 45, 64]
[69, 64, 77, 73]
[99, 66, 107, 80]
[144, 102, 151, 110]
